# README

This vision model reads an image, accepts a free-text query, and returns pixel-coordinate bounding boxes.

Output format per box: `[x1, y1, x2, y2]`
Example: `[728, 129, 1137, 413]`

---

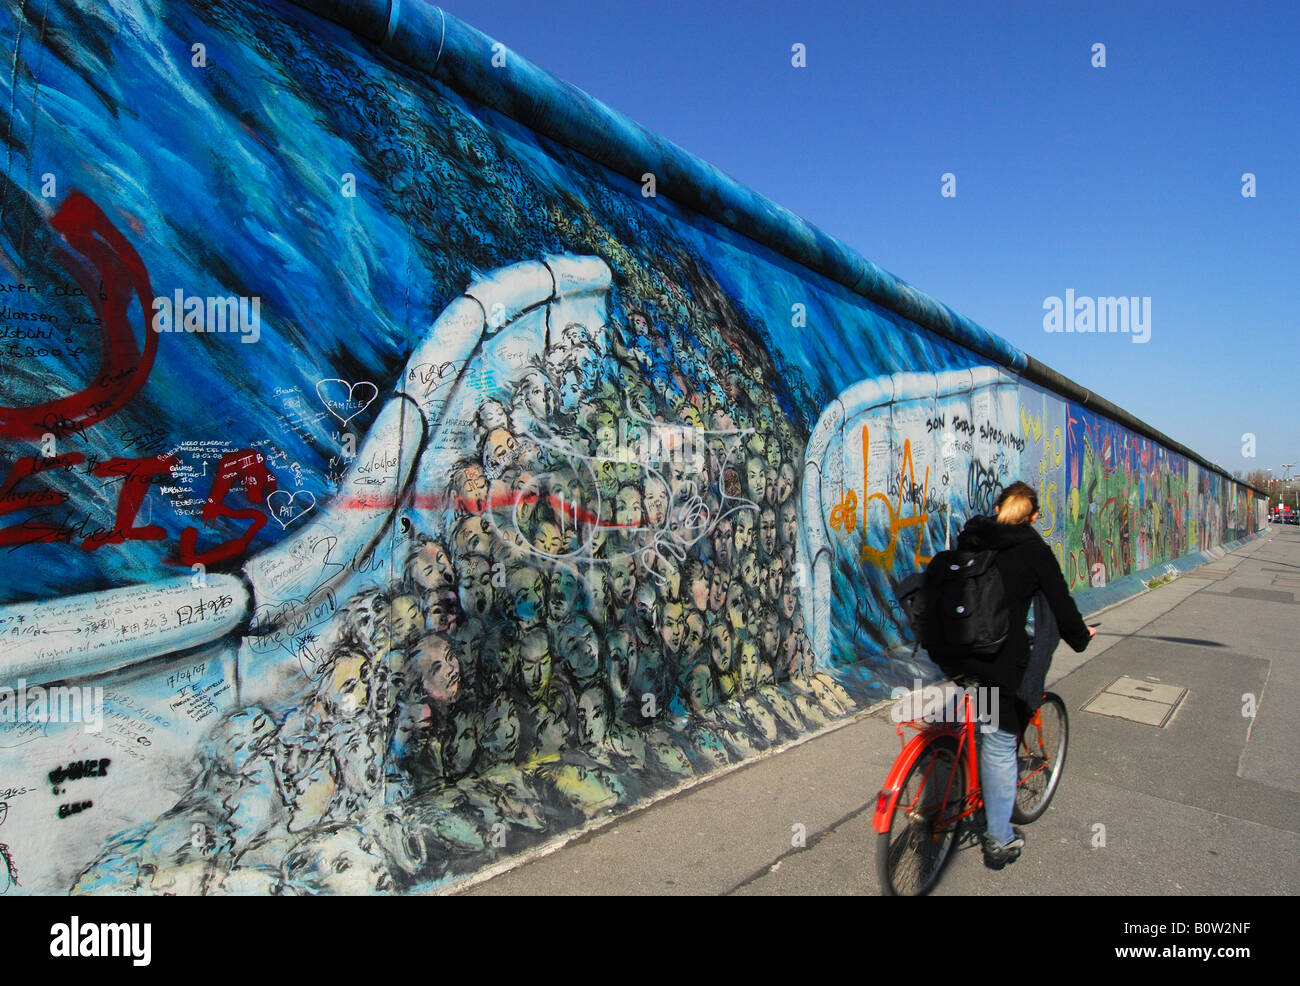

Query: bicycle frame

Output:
[872, 690, 980, 835]
[872, 690, 1053, 835]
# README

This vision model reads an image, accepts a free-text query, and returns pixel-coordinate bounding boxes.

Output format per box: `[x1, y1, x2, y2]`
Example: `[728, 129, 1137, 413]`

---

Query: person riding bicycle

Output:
[946, 481, 1096, 868]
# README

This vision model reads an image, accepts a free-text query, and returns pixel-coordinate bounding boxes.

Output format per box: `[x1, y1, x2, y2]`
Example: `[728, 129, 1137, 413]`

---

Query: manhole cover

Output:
[1229, 587, 1296, 603]
[1083, 676, 1187, 727]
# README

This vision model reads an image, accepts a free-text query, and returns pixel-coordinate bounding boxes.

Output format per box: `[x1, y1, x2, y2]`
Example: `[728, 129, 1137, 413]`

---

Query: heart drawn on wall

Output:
[267, 490, 317, 529]
[316, 378, 378, 426]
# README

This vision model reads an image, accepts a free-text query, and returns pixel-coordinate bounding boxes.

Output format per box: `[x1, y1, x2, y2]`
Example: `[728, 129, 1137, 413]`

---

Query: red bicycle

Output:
[873, 678, 1068, 896]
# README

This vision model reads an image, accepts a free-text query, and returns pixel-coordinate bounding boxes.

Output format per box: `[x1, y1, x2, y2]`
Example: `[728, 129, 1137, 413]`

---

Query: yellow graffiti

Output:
[1022, 404, 1062, 483]
[828, 489, 857, 533]
[1020, 405, 1043, 445]
[829, 424, 932, 571]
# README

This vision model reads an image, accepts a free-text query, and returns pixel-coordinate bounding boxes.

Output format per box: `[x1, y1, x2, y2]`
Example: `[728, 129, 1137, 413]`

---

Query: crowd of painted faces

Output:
[73, 309, 855, 894]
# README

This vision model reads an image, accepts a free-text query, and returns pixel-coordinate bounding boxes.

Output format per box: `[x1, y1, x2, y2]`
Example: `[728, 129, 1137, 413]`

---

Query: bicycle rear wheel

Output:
[1012, 692, 1068, 823]
[876, 737, 965, 896]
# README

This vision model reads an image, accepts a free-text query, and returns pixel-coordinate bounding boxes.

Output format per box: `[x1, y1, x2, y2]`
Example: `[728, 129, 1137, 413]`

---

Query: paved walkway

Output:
[457, 527, 1299, 896]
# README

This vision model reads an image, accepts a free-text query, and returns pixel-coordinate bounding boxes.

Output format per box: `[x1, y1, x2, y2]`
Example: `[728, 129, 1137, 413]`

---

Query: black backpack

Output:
[897, 549, 1009, 665]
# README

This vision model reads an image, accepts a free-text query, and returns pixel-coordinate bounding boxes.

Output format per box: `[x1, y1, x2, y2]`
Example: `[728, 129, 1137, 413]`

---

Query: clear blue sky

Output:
[443, 0, 1297, 479]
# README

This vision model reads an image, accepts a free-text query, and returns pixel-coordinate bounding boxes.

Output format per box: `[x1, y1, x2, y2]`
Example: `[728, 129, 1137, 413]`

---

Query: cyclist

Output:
[947, 481, 1096, 867]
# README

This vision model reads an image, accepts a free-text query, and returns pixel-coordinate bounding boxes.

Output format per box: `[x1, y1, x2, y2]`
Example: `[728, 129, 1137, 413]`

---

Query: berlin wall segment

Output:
[0, 0, 1265, 895]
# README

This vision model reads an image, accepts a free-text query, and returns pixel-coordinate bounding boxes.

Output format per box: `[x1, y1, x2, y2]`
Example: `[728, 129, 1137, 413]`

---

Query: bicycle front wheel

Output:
[1012, 692, 1068, 823]
[876, 737, 965, 896]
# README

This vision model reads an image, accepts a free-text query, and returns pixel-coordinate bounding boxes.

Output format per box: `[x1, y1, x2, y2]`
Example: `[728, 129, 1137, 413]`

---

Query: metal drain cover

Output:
[1083, 676, 1187, 727]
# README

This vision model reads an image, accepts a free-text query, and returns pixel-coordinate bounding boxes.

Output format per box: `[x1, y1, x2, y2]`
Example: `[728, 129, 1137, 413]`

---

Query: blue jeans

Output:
[980, 726, 1018, 845]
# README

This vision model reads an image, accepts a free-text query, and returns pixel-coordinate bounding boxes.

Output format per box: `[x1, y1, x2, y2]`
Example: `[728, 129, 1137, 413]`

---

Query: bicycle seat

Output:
[950, 674, 982, 689]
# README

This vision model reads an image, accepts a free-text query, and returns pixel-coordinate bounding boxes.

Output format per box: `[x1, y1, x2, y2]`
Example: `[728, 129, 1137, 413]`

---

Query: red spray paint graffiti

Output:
[0, 193, 160, 441]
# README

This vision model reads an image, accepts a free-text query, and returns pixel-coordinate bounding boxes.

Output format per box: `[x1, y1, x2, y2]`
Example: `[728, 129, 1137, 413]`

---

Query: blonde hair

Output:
[994, 481, 1039, 525]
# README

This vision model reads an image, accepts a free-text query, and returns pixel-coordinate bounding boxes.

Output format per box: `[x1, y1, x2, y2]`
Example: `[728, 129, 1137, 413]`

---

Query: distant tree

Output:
[1243, 468, 1271, 490]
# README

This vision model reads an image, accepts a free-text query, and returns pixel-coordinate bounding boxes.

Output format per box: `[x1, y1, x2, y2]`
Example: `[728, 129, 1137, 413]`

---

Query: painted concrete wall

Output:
[0, 0, 1265, 895]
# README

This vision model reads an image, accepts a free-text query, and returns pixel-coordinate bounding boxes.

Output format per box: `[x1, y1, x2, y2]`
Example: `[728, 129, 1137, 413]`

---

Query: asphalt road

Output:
[458, 526, 1299, 897]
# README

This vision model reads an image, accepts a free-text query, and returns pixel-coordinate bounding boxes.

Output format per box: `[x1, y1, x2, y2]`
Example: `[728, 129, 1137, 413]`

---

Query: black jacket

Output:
[946, 515, 1091, 734]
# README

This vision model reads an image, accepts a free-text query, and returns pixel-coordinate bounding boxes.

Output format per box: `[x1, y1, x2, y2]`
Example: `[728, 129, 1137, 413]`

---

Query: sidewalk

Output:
[457, 527, 1299, 895]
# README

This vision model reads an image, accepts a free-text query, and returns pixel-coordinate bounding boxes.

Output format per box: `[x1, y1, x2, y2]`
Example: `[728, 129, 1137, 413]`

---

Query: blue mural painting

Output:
[0, 0, 1265, 894]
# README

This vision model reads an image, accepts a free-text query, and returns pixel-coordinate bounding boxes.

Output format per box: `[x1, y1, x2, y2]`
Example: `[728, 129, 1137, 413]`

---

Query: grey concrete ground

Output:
[457, 527, 1299, 896]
